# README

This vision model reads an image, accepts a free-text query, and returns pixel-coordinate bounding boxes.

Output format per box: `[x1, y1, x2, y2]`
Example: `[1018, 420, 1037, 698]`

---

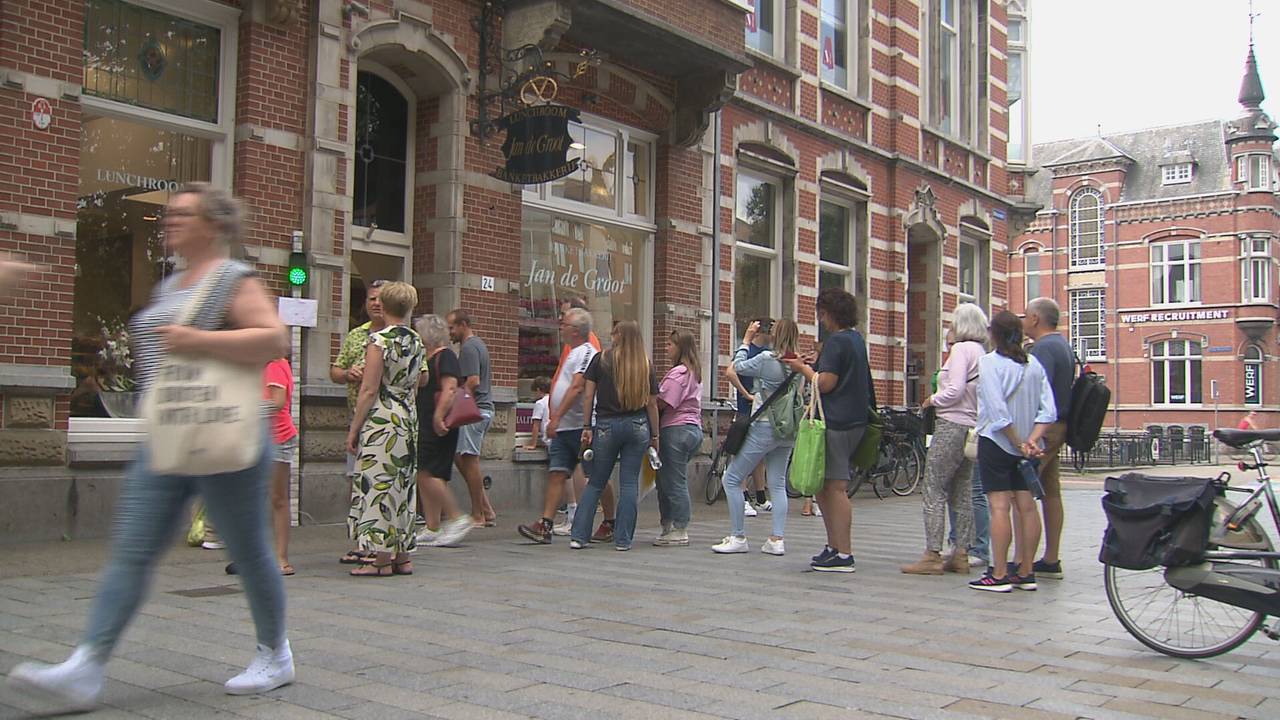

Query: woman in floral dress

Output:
[345, 281, 424, 577]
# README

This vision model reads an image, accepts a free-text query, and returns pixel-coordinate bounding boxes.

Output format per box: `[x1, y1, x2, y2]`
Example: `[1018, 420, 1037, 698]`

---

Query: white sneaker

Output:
[759, 500, 774, 512]
[969, 555, 988, 568]
[430, 516, 473, 547]
[551, 521, 572, 536]
[6, 646, 104, 713]
[814, 505, 823, 517]
[569, 539, 585, 549]
[744, 501, 758, 517]
[712, 536, 749, 554]
[202, 539, 226, 550]
[225, 640, 295, 696]
[653, 528, 689, 546]
[414, 528, 440, 546]
[761, 538, 785, 556]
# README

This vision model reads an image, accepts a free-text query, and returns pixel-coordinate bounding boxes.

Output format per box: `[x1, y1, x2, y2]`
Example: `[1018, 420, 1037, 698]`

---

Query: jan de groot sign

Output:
[490, 104, 581, 185]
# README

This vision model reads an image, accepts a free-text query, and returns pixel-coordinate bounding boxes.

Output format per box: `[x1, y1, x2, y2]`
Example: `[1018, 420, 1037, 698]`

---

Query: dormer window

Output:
[1161, 162, 1193, 185]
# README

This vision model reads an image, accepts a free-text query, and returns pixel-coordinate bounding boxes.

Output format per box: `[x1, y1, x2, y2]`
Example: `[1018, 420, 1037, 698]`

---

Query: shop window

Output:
[71, 116, 212, 419]
[925, 0, 986, 145]
[353, 71, 410, 235]
[1023, 248, 1042, 304]
[1070, 288, 1106, 361]
[1243, 237, 1273, 303]
[1151, 339, 1202, 405]
[735, 170, 783, 341]
[1069, 188, 1104, 269]
[1245, 344, 1264, 406]
[83, 0, 221, 123]
[745, 0, 783, 58]
[1161, 163, 1193, 185]
[1150, 239, 1201, 305]
[517, 209, 646, 401]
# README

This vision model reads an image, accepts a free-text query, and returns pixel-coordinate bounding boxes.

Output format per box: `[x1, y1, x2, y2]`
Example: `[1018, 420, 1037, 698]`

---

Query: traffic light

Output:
[286, 250, 308, 287]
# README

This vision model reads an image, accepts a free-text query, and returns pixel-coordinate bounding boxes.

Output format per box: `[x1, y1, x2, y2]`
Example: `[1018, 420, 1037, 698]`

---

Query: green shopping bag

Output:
[850, 406, 883, 471]
[187, 505, 206, 547]
[789, 385, 826, 497]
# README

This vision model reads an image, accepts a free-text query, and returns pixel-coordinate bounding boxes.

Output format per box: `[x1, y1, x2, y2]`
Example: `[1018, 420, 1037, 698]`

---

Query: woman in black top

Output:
[413, 315, 473, 549]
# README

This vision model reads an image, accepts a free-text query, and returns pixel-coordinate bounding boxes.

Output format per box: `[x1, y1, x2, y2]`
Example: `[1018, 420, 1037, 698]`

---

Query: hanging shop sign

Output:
[1119, 309, 1230, 324]
[490, 104, 581, 185]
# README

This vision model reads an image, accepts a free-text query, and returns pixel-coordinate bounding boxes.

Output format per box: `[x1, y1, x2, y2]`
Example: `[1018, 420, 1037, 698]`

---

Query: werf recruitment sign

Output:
[491, 105, 581, 184]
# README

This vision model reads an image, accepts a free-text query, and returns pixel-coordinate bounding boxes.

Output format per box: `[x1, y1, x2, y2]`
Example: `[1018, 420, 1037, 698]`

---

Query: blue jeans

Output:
[572, 413, 649, 548]
[83, 438, 287, 659]
[949, 462, 990, 561]
[657, 424, 702, 529]
[721, 421, 792, 538]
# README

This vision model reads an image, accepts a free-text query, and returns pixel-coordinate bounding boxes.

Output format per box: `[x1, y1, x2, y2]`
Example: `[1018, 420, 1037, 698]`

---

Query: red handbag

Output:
[436, 388, 483, 428]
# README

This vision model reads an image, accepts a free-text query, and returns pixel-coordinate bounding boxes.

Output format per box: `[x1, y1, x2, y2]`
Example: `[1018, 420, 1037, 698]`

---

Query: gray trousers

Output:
[922, 417, 975, 553]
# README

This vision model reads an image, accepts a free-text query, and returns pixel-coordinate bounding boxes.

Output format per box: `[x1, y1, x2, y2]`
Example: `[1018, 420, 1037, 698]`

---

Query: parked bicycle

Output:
[847, 407, 925, 499]
[702, 397, 737, 505]
[1102, 426, 1280, 658]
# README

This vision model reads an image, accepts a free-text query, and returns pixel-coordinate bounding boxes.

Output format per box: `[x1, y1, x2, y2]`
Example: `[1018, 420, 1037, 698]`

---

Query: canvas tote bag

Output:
[142, 263, 264, 476]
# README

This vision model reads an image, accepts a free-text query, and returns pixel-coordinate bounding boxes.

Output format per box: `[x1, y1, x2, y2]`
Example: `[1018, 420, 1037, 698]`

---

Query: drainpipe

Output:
[710, 110, 723, 426]
[1112, 207, 1121, 432]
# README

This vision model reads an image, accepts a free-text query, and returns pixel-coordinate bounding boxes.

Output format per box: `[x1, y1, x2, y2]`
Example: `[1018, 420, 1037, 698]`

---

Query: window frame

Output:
[1243, 236, 1273, 304]
[1245, 344, 1265, 406]
[734, 167, 785, 345]
[70, 0, 239, 445]
[1006, 7, 1028, 165]
[352, 62, 416, 250]
[1150, 339, 1203, 407]
[1022, 247, 1042, 304]
[819, 0, 869, 96]
[744, 0, 785, 59]
[958, 236, 979, 306]
[1160, 163, 1193, 185]
[817, 194, 863, 295]
[1068, 187, 1105, 270]
[1069, 287, 1107, 361]
[925, 0, 984, 146]
[1149, 238, 1202, 306]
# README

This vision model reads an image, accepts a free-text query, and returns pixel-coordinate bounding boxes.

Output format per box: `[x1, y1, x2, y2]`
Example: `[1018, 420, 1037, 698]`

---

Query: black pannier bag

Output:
[1098, 473, 1219, 570]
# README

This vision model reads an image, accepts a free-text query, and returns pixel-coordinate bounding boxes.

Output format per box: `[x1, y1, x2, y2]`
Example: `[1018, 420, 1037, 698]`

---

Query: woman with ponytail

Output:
[569, 321, 660, 551]
[969, 310, 1057, 593]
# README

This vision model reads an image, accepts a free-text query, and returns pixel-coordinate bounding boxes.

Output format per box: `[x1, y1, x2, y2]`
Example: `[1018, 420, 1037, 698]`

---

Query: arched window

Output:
[354, 70, 409, 234]
[1245, 344, 1264, 406]
[1069, 188, 1104, 269]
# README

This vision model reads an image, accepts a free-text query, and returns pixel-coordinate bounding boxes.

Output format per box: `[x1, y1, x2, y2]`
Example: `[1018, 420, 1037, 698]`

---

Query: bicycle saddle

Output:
[1213, 428, 1280, 448]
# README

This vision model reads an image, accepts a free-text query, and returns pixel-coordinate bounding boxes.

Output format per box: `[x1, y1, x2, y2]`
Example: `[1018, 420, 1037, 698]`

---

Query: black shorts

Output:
[977, 435, 1028, 493]
[418, 427, 460, 480]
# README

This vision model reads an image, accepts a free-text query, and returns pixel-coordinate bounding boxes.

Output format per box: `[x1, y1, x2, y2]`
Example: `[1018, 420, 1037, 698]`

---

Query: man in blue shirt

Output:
[1023, 297, 1075, 580]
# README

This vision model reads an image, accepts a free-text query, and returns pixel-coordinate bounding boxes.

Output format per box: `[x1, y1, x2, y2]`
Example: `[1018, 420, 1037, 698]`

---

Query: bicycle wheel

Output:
[704, 447, 728, 505]
[1104, 500, 1273, 658]
[1072, 449, 1086, 474]
[847, 467, 867, 498]
[891, 440, 924, 496]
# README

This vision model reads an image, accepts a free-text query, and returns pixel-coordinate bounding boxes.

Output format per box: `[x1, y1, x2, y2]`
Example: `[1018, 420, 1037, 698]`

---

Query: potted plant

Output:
[98, 319, 140, 418]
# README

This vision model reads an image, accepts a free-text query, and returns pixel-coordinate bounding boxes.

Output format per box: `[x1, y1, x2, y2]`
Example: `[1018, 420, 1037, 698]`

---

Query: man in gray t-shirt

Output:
[448, 309, 496, 526]
[1023, 297, 1076, 580]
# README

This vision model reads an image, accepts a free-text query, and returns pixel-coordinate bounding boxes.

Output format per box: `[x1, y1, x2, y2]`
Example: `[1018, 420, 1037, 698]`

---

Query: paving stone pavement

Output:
[3, 482, 1280, 719]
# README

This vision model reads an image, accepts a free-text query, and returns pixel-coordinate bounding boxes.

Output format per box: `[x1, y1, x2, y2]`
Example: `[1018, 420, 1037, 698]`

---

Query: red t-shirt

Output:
[264, 359, 298, 444]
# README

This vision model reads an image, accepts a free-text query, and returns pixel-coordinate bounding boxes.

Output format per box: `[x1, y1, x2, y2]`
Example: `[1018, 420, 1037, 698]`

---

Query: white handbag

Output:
[141, 264, 264, 476]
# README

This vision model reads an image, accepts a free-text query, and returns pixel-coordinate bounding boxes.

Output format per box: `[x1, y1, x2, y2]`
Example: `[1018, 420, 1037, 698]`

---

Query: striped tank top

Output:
[128, 260, 256, 391]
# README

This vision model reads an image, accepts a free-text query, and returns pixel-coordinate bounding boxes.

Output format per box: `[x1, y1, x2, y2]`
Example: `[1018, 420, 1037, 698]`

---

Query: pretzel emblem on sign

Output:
[520, 76, 559, 105]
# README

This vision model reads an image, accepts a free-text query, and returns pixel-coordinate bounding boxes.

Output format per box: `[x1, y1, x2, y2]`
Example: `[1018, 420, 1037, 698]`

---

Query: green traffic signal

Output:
[287, 251, 308, 287]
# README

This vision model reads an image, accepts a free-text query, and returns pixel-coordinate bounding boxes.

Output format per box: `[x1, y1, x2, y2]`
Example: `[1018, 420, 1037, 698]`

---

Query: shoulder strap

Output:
[176, 262, 227, 327]
[748, 370, 800, 423]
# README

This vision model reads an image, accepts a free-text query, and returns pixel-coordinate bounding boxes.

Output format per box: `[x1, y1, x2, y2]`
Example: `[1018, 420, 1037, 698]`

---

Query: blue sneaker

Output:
[811, 553, 855, 573]
[811, 545, 836, 564]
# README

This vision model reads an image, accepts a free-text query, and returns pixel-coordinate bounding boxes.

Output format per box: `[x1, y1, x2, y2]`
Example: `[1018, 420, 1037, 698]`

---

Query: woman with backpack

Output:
[714, 319, 802, 556]
[969, 310, 1057, 593]
[901, 303, 987, 576]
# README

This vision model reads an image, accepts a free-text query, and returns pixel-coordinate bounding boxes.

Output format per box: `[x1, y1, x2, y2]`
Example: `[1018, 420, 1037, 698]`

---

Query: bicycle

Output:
[848, 409, 925, 499]
[1103, 426, 1280, 658]
[702, 397, 737, 505]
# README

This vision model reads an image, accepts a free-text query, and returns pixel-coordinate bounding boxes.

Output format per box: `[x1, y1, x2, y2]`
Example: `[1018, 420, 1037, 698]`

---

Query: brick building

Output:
[0, 0, 1029, 540]
[1007, 47, 1280, 444]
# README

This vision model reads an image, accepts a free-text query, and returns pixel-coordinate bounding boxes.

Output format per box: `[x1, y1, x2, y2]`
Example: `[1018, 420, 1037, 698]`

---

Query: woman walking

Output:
[901, 303, 986, 575]
[652, 330, 704, 547]
[714, 318, 801, 556]
[7, 184, 293, 712]
[413, 314, 474, 548]
[969, 310, 1057, 593]
[345, 281, 424, 576]
[569, 321, 660, 552]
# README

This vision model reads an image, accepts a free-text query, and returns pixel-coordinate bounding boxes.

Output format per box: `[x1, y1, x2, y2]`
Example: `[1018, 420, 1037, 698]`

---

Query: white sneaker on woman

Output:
[744, 501, 758, 517]
[712, 536, 749, 554]
[431, 516, 473, 547]
[6, 646, 104, 713]
[225, 640, 295, 695]
[761, 538, 785, 555]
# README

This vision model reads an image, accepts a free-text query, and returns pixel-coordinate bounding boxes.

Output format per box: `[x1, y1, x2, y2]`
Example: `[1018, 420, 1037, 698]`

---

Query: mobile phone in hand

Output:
[782, 351, 798, 360]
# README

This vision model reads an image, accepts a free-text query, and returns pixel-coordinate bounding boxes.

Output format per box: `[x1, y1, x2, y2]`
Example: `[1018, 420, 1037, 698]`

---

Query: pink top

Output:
[658, 364, 703, 429]
[264, 359, 298, 444]
[930, 340, 983, 428]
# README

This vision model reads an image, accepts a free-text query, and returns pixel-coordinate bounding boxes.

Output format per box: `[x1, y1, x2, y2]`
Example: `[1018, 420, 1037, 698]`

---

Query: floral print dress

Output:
[348, 325, 424, 554]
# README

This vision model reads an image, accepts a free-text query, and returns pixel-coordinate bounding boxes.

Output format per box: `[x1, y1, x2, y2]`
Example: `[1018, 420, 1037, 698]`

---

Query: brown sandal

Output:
[349, 560, 393, 577]
[392, 559, 413, 575]
[339, 550, 374, 565]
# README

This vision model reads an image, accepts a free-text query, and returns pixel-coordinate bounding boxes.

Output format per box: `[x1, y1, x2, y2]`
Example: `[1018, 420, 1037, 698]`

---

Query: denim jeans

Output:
[720, 421, 792, 538]
[949, 462, 990, 562]
[83, 436, 287, 659]
[657, 424, 702, 529]
[572, 412, 649, 548]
